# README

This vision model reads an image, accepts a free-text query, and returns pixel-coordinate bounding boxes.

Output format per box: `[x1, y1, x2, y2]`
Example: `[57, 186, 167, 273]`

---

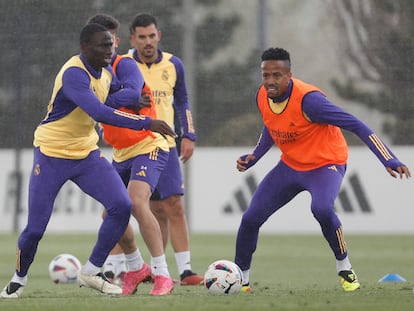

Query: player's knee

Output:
[240, 212, 262, 229]
[168, 195, 182, 207]
[107, 195, 132, 221]
[119, 202, 133, 221]
[165, 195, 184, 216]
[150, 200, 164, 215]
[311, 205, 334, 224]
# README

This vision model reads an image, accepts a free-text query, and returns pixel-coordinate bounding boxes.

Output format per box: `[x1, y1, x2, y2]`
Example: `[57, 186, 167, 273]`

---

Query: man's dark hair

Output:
[86, 13, 120, 34]
[261, 48, 291, 70]
[129, 13, 158, 34]
[80, 23, 108, 44]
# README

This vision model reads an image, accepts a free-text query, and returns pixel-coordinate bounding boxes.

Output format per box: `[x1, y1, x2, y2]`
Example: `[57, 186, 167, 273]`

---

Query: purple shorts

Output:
[112, 147, 169, 193]
[151, 147, 184, 200]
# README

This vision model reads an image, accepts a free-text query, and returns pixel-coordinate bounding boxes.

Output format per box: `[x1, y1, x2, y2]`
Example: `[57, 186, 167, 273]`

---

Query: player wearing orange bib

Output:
[102, 55, 156, 149]
[235, 47, 411, 293]
[88, 14, 174, 296]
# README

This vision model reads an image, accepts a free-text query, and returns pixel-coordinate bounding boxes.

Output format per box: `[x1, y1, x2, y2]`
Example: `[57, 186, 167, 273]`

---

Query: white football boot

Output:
[0, 282, 24, 298]
[79, 272, 122, 295]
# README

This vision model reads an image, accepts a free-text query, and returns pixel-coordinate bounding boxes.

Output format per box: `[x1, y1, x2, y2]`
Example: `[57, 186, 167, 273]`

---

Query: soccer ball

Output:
[204, 259, 243, 295]
[48, 253, 82, 284]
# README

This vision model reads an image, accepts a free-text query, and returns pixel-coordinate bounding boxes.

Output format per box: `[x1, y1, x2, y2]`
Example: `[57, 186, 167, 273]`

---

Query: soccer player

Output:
[235, 47, 411, 293]
[87, 13, 174, 296]
[128, 13, 203, 285]
[0, 23, 176, 299]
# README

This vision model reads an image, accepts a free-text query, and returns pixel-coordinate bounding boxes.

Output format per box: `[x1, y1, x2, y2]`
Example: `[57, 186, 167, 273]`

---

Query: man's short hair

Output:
[86, 13, 120, 34]
[80, 23, 108, 44]
[261, 48, 291, 62]
[129, 13, 158, 34]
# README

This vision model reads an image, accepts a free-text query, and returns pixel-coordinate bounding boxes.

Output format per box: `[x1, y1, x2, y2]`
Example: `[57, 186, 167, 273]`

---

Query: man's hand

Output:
[236, 154, 257, 172]
[180, 138, 194, 163]
[149, 119, 177, 139]
[386, 165, 411, 179]
[132, 89, 152, 113]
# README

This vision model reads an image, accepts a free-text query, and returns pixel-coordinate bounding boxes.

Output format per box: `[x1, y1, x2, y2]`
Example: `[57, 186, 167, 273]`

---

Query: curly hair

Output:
[86, 13, 120, 34]
[261, 48, 291, 70]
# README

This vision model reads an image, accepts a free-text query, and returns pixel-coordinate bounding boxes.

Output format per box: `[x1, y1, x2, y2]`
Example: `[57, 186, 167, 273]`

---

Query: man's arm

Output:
[237, 126, 274, 171]
[171, 55, 196, 162]
[171, 56, 196, 142]
[62, 67, 149, 130]
[104, 58, 144, 109]
[303, 91, 410, 178]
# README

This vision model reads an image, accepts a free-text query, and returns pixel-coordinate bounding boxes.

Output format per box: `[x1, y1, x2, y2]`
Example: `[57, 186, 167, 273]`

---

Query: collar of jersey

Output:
[79, 54, 103, 79]
[132, 48, 163, 66]
[270, 79, 293, 103]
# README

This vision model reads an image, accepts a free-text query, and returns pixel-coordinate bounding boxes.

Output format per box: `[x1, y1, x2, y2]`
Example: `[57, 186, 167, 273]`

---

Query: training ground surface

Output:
[0, 234, 413, 311]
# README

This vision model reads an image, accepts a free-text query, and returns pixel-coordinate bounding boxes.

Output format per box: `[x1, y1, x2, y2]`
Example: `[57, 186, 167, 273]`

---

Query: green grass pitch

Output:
[0, 233, 413, 311]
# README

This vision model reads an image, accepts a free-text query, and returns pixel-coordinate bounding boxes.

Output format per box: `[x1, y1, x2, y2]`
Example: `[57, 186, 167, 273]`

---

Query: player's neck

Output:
[140, 53, 158, 66]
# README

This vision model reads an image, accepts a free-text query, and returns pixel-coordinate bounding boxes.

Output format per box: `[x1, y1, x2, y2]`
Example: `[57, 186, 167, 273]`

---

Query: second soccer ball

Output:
[204, 259, 243, 295]
[48, 253, 82, 284]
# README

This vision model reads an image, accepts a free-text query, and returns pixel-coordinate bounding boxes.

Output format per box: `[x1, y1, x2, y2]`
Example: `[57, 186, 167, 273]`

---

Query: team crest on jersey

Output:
[161, 69, 169, 81]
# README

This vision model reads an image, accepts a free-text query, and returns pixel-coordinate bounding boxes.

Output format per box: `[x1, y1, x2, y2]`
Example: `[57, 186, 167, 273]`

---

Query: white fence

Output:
[0, 147, 413, 234]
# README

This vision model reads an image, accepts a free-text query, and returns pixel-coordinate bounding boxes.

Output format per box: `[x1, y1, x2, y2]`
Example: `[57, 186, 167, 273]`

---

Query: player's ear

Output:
[114, 36, 120, 48]
[157, 30, 162, 41]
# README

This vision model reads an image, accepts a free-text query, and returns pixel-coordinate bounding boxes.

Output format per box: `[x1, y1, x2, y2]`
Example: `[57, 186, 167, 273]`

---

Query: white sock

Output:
[125, 250, 144, 271]
[336, 256, 352, 273]
[103, 253, 126, 276]
[151, 254, 170, 277]
[81, 260, 101, 275]
[11, 272, 28, 286]
[175, 251, 191, 275]
[242, 269, 250, 285]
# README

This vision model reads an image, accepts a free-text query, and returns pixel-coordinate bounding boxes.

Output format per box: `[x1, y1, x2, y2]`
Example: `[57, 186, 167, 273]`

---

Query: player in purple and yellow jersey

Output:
[101, 13, 202, 285]
[235, 47, 411, 293]
[87, 13, 174, 296]
[128, 13, 203, 285]
[0, 23, 175, 299]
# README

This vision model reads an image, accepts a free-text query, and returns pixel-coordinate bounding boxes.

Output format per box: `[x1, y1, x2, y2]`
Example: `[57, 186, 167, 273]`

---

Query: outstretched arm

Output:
[62, 67, 176, 139]
[303, 92, 411, 179]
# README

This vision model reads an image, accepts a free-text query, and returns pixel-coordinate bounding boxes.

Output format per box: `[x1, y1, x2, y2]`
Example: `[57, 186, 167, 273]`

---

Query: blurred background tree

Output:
[0, 0, 261, 148]
[329, 0, 414, 145]
[1, 0, 413, 150]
